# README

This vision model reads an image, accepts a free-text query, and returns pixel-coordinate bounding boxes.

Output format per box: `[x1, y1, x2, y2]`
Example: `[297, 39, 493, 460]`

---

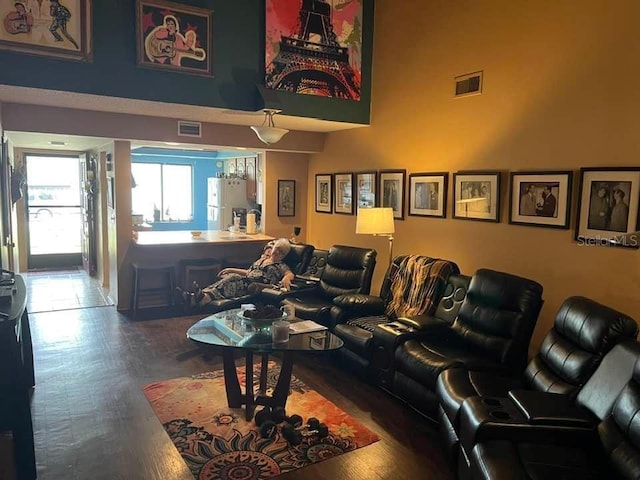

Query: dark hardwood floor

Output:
[26, 307, 452, 479]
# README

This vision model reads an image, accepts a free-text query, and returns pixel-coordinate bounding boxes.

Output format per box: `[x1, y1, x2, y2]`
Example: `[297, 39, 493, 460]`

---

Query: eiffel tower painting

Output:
[265, 0, 362, 100]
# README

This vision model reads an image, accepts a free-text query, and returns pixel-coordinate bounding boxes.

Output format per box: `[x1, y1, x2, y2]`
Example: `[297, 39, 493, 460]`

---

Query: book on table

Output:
[289, 320, 327, 334]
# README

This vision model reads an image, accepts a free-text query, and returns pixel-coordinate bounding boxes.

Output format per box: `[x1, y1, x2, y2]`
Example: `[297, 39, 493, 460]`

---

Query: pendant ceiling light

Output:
[251, 109, 289, 145]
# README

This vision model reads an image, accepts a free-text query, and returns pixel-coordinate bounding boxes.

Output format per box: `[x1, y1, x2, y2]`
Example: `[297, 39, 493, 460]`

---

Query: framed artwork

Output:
[265, 0, 362, 100]
[277, 180, 295, 217]
[356, 171, 377, 209]
[334, 172, 354, 215]
[135, 0, 213, 76]
[379, 170, 406, 220]
[509, 171, 573, 229]
[575, 167, 640, 248]
[453, 172, 501, 222]
[408, 172, 448, 218]
[0, 0, 92, 61]
[315, 173, 332, 214]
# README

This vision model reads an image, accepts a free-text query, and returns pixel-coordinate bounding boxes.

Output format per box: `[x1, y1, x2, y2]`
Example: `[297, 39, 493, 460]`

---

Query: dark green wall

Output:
[0, 0, 373, 125]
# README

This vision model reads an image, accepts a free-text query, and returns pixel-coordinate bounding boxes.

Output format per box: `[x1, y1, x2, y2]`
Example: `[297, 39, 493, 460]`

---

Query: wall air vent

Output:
[178, 120, 202, 138]
[454, 71, 483, 98]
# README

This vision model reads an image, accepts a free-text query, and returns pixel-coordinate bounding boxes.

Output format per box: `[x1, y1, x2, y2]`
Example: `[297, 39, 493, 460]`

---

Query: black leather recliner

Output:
[390, 269, 544, 419]
[196, 242, 315, 313]
[437, 296, 639, 465]
[330, 255, 468, 378]
[467, 339, 640, 479]
[282, 245, 377, 328]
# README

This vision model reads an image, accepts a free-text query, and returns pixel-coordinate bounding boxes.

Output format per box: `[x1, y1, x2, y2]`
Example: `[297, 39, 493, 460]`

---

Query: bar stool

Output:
[131, 264, 176, 318]
[178, 258, 222, 291]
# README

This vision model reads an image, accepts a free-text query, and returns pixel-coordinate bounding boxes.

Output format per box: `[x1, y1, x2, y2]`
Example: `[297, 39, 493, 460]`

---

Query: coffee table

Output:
[187, 308, 344, 420]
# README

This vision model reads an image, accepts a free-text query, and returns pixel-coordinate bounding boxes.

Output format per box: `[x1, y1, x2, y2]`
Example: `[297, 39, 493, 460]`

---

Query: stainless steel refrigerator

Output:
[207, 177, 251, 231]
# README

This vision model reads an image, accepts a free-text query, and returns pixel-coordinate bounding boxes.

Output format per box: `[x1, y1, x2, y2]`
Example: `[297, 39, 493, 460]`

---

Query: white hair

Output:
[272, 238, 291, 257]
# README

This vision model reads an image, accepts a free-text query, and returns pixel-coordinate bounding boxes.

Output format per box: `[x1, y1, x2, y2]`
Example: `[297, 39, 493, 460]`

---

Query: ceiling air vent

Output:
[454, 71, 483, 98]
[177, 120, 202, 138]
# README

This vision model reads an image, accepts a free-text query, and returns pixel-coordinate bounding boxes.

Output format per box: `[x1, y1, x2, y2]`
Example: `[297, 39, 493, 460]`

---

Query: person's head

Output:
[543, 185, 552, 195]
[614, 189, 625, 201]
[15, 2, 26, 13]
[165, 16, 177, 32]
[270, 238, 291, 262]
[262, 240, 275, 257]
[597, 186, 607, 198]
[527, 184, 535, 194]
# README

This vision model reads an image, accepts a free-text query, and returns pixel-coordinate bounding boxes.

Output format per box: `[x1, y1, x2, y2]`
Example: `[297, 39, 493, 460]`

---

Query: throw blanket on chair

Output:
[385, 256, 459, 318]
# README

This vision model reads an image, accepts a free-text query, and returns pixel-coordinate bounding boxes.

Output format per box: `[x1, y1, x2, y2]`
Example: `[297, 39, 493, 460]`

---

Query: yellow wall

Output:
[263, 152, 309, 242]
[306, 0, 640, 349]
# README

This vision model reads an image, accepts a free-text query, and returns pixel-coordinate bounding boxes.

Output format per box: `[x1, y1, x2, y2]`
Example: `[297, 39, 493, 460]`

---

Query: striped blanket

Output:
[385, 256, 459, 318]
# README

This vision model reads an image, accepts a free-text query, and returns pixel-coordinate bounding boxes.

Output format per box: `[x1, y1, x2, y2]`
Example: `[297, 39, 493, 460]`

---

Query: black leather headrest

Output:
[467, 268, 543, 314]
[284, 243, 314, 275]
[554, 296, 638, 354]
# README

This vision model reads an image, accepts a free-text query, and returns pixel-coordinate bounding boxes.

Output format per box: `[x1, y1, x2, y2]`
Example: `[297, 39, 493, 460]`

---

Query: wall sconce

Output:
[251, 109, 289, 145]
[356, 207, 395, 265]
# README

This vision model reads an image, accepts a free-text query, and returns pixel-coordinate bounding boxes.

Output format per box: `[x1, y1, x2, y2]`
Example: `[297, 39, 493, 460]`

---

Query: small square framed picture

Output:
[509, 171, 573, 229]
[453, 172, 501, 222]
[575, 167, 640, 248]
[278, 180, 295, 217]
[356, 171, 377, 208]
[315, 173, 333, 213]
[379, 170, 406, 219]
[334, 172, 354, 215]
[408, 173, 448, 218]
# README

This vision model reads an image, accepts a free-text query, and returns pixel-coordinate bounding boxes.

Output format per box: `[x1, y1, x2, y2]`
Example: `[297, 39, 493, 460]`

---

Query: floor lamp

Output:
[356, 207, 395, 266]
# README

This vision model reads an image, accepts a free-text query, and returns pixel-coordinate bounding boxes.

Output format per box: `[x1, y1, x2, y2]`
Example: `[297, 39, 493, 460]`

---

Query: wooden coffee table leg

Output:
[259, 353, 269, 395]
[271, 351, 294, 408]
[245, 351, 255, 420]
[222, 349, 242, 408]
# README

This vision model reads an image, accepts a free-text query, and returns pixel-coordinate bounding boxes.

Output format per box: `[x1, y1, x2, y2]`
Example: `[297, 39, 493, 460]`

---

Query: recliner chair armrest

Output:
[333, 294, 386, 315]
[507, 390, 595, 427]
[259, 283, 319, 304]
[396, 314, 452, 331]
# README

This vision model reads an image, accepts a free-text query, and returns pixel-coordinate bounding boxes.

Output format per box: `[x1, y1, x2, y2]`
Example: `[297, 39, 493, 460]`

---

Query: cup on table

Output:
[282, 304, 296, 320]
[272, 320, 290, 343]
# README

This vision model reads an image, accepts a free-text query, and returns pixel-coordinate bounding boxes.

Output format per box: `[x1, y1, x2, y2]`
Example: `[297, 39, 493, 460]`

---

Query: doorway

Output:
[25, 154, 83, 270]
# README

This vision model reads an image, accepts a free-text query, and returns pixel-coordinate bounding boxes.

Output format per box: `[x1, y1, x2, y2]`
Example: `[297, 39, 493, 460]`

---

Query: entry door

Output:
[25, 154, 83, 270]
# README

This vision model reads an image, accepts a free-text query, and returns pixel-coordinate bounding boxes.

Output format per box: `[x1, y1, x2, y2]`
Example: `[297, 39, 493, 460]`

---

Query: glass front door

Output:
[25, 155, 83, 270]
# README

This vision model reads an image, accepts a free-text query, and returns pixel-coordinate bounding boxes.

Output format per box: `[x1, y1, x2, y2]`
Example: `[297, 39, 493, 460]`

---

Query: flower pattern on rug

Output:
[144, 363, 379, 479]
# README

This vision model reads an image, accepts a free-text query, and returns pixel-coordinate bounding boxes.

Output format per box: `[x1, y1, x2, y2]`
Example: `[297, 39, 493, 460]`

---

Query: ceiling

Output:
[0, 85, 366, 151]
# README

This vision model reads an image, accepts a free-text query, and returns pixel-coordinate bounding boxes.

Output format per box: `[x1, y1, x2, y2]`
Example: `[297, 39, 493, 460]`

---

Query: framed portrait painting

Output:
[575, 167, 640, 248]
[0, 0, 92, 61]
[453, 172, 501, 222]
[315, 173, 332, 213]
[408, 172, 448, 218]
[277, 179, 295, 217]
[334, 172, 354, 215]
[379, 170, 406, 220]
[356, 171, 377, 209]
[509, 171, 573, 229]
[136, 0, 213, 76]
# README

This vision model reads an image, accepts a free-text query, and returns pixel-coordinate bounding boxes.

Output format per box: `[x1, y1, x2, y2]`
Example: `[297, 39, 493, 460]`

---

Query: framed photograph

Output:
[509, 171, 573, 229]
[135, 0, 213, 76]
[575, 167, 640, 248]
[334, 172, 354, 215]
[453, 172, 501, 222]
[379, 170, 406, 220]
[277, 179, 295, 217]
[0, 0, 92, 61]
[356, 171, 377, 209]
[315, 173, 332, 213]
[408, 172, 448, 218]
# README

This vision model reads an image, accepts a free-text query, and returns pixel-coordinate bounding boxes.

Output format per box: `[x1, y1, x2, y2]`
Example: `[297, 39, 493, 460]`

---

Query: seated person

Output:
[178, 238, 294, 309]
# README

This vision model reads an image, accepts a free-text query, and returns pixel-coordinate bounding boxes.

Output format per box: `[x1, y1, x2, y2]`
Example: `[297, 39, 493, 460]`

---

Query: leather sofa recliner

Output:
[437, 296, 639, 464]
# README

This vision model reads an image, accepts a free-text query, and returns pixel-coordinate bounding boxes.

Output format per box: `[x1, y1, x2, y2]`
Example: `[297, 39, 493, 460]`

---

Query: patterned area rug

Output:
[143, 364, 379, 479]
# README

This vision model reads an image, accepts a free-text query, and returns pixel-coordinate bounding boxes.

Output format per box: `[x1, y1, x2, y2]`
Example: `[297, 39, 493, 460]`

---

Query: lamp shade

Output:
[250, 126, 289, 145]
[356, 207, 395, 235]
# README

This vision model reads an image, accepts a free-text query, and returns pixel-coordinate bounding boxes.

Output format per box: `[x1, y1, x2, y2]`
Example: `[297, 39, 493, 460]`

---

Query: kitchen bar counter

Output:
[133, 230, 274, 246]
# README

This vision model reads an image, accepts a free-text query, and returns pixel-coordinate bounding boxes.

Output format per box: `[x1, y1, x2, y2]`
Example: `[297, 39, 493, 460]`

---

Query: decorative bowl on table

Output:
[238, 305, 286, 324]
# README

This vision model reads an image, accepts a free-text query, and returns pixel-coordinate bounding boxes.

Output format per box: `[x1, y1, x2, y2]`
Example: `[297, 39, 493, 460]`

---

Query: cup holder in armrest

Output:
[489, 410, 511, 421]
[482, 398, 502, 407]
[387, 322, 415, 333]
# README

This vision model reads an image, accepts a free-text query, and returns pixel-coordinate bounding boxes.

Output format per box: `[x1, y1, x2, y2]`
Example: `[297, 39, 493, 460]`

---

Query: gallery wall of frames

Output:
[314, 167, 640, 249]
